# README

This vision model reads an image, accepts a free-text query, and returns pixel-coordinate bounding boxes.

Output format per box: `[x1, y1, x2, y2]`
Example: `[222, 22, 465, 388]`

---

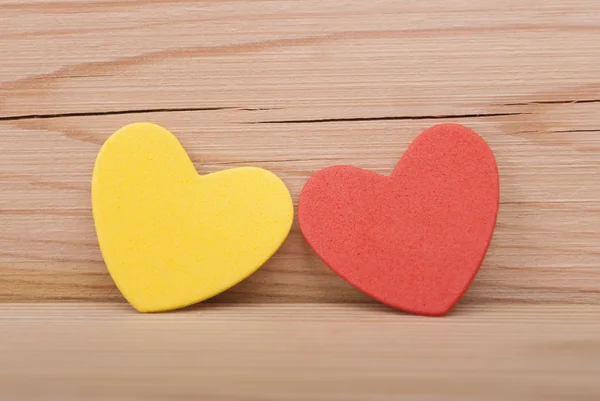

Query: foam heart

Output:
[298, 124, 499, 316]
[92, 123, 294, 312]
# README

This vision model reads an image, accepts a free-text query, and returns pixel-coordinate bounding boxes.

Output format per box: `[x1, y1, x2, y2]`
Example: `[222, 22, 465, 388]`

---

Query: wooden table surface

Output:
[1, 1, 599, 400]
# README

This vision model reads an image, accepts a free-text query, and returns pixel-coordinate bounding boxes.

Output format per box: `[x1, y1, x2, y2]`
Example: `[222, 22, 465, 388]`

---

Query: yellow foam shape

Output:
[92, 123, 294, 312]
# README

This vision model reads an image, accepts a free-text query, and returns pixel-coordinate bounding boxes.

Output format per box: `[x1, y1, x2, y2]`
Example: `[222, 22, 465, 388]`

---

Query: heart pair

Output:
[92, 123, 499, 315]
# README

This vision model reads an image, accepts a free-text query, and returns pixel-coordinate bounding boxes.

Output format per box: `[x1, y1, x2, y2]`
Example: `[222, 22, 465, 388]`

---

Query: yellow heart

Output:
[92, 123, 294, 312]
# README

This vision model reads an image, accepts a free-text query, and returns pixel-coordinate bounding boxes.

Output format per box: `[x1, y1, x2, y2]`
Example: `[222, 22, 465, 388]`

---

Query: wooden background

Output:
[1, 1, 599, 400]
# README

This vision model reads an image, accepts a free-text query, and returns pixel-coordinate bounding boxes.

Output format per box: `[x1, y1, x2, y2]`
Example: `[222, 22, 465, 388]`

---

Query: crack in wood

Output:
[0, 107, 236, 121]
[249, 112, 524, 124]
[238, 107, 283, 111]
[502, 99, 600, 106]
[1, 109, 521, 124]
[552, 129, 599, 133]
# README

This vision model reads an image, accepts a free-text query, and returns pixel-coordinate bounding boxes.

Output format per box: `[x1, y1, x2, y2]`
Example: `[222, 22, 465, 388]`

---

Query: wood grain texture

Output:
[1, 1, 600, 399]
[1, 0, 599, 305]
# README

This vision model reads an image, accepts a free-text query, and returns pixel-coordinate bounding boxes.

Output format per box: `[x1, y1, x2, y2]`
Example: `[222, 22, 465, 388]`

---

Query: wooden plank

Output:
[0, 303, 599, 401]
[1, 1, 599, 398]
[1, 0, 600, 304]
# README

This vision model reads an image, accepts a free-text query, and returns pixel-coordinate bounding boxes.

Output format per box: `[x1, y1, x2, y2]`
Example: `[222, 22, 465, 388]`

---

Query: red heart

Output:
[298, 124, 499, 316]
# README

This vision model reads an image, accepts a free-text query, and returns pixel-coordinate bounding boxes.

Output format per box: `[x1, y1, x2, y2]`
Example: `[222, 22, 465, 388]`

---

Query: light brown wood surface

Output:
[0, 1, 599, 400]
[1, 303, 600, 401]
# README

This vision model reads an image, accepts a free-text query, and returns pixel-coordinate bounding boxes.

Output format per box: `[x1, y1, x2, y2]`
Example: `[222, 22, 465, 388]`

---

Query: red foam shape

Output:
[298, 124, 499, 316]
